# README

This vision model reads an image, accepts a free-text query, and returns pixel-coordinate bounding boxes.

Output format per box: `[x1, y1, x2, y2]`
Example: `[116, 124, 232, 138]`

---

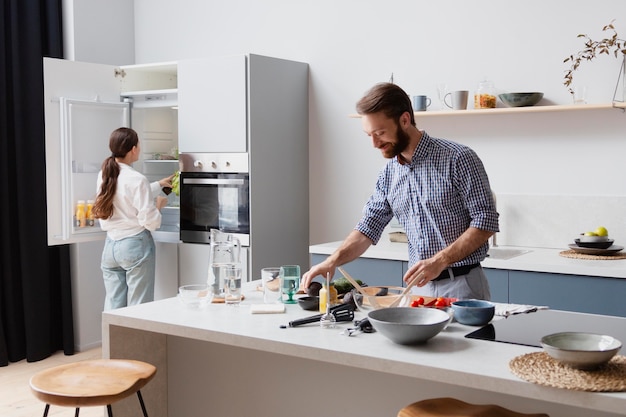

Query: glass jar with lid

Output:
[474, 79, 497, 109]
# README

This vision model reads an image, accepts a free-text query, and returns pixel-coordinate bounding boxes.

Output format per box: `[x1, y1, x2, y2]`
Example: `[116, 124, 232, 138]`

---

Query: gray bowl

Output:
[498, 92, 544, 107]
[368, 307, 451, 345]
[541, 332, 622, 370]
[451, 300, 495, 326]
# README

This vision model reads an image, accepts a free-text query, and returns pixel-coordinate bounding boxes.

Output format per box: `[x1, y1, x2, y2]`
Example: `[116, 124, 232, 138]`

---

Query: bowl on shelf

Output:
[541, 332, 622, 370]
[368, 307, 451, 345]
[450, 299, 495, 326]
[352, 286, 409, 312]
[178, 284, 212, 309]
[498, 92, 544, 107]
[297, 296, 319, 311]
[574, 238, 613, 249]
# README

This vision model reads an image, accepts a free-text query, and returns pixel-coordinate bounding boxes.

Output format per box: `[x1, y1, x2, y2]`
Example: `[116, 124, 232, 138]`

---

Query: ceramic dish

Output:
[567, 244, 624, 255]
[574, 238, 614, 249]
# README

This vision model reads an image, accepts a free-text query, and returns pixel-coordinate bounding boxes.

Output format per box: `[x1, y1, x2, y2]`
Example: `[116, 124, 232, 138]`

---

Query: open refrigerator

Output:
[43, 57, 179, 350]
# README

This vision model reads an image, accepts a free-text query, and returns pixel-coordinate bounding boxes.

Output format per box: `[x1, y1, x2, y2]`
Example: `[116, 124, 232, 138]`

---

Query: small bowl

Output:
[498, 92, 544, 107]
[352, 286, 409, 312]
[178, 284, 212, 309]
[575, 238, 613, 249]
[297, 296, 319, 311]
[450, 300, 495, 326]
[541, 332, 622, 370]
[368, 307, 451, 345]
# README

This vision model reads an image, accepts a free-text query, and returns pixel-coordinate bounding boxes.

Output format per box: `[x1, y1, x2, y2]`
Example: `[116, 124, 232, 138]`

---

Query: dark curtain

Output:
[0, 0, 74, 366]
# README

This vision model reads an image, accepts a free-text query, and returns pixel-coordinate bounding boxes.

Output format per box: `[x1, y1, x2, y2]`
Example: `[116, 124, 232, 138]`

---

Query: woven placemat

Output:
[559, 250, 626, 260]
[509, 352, 626, 391]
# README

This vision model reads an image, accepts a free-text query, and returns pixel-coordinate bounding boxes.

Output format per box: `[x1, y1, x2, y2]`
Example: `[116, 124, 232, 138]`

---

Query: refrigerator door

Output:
[58, 99, 129, 245]
[44, 57, 130, 246]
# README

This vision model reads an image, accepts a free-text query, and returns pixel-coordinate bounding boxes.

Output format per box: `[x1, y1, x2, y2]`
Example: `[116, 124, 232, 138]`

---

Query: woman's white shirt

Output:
[97, 163, 162, 240]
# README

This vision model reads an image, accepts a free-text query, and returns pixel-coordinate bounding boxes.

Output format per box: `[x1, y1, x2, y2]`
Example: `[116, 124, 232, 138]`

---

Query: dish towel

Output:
[492, 302, 548, 318]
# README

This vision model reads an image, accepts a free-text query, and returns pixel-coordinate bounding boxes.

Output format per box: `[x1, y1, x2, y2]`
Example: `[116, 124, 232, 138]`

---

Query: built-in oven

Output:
[179, 153, 250, 246]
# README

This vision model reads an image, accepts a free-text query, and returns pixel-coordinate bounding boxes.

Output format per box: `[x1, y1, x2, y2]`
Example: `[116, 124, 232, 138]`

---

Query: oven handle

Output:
[183, 178, 246, 185]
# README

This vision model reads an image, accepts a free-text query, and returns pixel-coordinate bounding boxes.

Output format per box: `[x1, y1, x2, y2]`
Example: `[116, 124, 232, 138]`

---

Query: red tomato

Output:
[415, 297, 425, 305]
[410, 300, 420, 308]
[434, 298, 447, 307]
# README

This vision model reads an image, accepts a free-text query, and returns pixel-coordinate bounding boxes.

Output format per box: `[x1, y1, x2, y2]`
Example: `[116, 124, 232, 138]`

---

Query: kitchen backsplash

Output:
[495, 194, 626, 249]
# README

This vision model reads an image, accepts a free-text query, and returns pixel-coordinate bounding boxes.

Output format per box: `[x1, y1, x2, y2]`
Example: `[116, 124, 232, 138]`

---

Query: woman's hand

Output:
[158, 173, 174, 188]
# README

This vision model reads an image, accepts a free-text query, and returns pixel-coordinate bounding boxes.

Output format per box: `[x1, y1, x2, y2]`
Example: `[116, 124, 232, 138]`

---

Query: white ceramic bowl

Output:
[541, 332, 622, 370]
[368, 307, 451, 345]
[178, 284, 212, 309]
[578, 235, 610, 243]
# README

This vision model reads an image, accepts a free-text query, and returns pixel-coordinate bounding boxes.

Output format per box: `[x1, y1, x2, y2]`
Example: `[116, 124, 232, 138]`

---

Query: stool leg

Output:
[107, 404, 113, 417]
[137, 390, 149, 417]
[42, 404, 50, 417]
[74, 408, 80, 417]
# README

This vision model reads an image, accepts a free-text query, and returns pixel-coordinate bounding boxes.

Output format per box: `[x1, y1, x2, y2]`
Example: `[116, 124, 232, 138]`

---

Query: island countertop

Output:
[309, 232, 626, 279]
[102, 285, 626, 417]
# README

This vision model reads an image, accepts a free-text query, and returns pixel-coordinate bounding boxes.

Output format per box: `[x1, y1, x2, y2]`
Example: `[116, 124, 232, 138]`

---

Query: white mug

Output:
[444, 90, 469, 110]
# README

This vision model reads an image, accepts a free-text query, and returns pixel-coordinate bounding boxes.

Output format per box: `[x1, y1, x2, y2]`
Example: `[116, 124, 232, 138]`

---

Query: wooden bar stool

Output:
[29, 359, 156, 417]
[398, 397, 549, 417]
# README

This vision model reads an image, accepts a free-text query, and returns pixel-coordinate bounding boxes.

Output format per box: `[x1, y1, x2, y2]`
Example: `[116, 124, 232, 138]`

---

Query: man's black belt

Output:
[432, 263, 481, 282]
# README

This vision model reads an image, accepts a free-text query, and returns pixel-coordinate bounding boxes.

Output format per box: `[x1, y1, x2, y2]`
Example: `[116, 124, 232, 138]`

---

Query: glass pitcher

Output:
[208, 229, 241, 300]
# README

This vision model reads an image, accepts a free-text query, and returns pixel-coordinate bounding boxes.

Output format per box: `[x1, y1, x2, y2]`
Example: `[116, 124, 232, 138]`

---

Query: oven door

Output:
[180, 172, 250, 243]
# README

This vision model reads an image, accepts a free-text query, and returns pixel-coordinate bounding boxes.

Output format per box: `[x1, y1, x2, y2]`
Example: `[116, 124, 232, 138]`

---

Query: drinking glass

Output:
[223, 265, 243, 305]
[280, 265, 300, 304]
[436, 83, 448, 110]
[262, 267, 282, 303]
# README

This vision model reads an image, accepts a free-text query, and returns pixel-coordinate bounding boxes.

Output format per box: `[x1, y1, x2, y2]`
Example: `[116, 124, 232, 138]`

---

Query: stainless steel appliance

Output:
[179, 153, 250, 245]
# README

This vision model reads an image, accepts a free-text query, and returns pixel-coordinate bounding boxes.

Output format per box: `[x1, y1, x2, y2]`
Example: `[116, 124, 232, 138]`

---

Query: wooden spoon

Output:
[389, 272, 424, 308]
[337, 267, 367, 296]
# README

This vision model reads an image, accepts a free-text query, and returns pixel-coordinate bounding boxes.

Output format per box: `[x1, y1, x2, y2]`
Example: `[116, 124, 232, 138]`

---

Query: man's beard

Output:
[381, 124, 410, 159]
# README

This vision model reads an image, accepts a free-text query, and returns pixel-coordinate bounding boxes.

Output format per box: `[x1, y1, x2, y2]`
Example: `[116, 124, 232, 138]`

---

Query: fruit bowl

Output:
[498, 92, 544, 107]
[541, 332, 622, 370]
[575, 238, 613, 249]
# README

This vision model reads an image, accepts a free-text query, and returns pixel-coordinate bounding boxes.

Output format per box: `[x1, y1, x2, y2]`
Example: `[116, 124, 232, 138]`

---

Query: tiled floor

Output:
[1, 347, 104, 417]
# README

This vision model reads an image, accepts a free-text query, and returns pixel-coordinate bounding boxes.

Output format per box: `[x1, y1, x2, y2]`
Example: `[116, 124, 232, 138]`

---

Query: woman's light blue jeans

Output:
[101, 229, 155, 310]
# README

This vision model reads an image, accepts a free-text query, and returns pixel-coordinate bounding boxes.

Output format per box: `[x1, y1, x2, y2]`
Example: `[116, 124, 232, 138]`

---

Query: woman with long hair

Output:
[93, 127, 172, 310]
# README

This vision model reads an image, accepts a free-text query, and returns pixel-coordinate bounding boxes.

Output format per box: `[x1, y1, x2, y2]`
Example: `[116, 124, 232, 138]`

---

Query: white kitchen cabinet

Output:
[178, 55, 247, 153]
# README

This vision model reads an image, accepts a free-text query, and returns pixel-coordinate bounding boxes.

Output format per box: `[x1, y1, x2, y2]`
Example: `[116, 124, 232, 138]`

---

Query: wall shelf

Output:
[349, 102, 626, 118]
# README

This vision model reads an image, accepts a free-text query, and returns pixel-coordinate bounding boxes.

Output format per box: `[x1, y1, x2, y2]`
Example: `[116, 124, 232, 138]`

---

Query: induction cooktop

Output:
[466, 309, 626, 352]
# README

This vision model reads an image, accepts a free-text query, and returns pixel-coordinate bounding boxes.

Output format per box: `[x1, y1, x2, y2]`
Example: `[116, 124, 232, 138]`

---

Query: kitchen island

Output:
[102, 284, 626, 417]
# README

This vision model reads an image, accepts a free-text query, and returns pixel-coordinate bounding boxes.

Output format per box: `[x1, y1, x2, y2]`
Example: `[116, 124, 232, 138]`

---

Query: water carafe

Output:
[208, 229, 241, 300]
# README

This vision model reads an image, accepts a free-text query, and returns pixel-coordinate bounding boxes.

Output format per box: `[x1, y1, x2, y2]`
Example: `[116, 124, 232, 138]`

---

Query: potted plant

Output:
[563, 20, 626, 99]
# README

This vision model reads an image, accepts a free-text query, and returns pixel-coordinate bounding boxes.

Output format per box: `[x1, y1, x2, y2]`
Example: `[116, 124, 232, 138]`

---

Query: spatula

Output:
[388, 272, 424, 308]
[338, 267, 367, 296]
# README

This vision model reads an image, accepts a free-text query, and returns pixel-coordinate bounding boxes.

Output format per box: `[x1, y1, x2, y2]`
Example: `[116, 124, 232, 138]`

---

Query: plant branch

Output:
[563, 20, 626, 95]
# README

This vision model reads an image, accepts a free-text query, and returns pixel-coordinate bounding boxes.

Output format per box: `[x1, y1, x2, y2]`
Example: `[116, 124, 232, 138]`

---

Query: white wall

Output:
[63, 0, 135, 65]
[130, 1, 626, 249]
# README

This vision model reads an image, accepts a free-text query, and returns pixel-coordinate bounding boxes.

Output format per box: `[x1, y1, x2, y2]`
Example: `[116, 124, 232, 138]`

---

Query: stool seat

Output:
[30, 359, 156, 408]
[398, 398, 549, 417]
